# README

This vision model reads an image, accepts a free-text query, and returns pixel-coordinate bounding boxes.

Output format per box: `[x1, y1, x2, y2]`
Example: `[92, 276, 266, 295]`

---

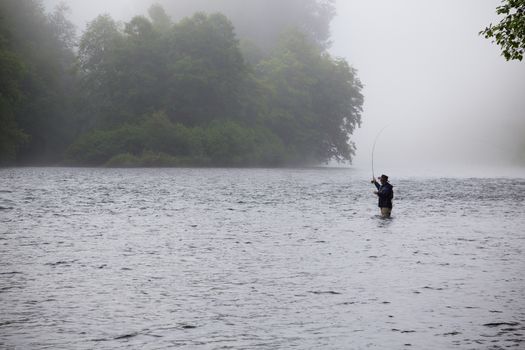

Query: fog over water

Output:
[4, 3, 525, 348]
[330, 0, 525, 174]
[42, 0, 525, 174]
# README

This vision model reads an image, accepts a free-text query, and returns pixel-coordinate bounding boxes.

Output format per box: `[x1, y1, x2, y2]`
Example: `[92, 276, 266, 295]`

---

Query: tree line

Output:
[0, 0, 363, 166]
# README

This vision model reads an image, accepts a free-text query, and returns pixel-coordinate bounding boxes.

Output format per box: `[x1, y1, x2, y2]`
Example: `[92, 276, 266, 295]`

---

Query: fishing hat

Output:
[380, 174, 389, 181]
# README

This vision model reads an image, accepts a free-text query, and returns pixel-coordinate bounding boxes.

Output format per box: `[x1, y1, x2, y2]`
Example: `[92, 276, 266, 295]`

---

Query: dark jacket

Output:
[374, 181, 394, 208]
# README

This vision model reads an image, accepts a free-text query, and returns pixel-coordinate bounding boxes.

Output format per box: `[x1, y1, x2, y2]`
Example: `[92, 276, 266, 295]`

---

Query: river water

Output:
[1, 167, 524, 349]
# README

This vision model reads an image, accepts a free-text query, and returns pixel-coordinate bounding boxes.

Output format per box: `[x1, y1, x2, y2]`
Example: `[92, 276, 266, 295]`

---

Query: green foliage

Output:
[166, 12, 246, 125]
[0, 30, 29, 162]
[78, 15, 127, 127]
[0, 0, 79, 162]
[65, 125, 142, 165]
[202, 120, 286, 166]
[77, 11, 246, 128]
[481, 0, 525, 61]
[2, 2, 363, 167]
[66, 112, 286, 167]
[256, 29, 363, 163]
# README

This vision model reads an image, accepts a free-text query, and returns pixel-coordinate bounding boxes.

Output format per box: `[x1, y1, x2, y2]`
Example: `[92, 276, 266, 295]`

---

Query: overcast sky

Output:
[44, 0, 525, 174]
[331, 0, 525, 174]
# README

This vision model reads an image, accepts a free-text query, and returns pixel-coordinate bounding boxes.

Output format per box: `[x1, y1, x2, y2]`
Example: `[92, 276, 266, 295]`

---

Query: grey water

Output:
[1, 167, 524, 349]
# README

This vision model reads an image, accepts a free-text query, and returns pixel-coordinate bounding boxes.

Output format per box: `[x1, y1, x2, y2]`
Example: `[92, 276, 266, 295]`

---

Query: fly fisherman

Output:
[371, 174, 394, 218]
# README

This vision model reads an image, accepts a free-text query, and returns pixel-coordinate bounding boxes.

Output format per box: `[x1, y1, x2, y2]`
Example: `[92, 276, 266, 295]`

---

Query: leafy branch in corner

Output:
[480, 0, 525, 61]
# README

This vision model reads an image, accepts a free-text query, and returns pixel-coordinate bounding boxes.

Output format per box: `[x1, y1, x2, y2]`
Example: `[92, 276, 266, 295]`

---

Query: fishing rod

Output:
[371, 125, 390, 181]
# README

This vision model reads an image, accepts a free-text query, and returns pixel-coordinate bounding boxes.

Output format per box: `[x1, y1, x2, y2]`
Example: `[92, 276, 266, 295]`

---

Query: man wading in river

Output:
[371, 174, 394, 218]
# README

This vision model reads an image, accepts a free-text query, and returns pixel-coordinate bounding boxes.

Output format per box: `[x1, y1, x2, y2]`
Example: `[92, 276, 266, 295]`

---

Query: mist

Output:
[43, 0, 335, 50]
[41, 0, 525, 174]
[331, 0, 525, 175]
[4, 1, 525, 346]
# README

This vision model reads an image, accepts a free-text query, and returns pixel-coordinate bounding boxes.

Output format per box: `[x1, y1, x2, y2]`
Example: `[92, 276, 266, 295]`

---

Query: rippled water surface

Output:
[1, 167, 525, 349]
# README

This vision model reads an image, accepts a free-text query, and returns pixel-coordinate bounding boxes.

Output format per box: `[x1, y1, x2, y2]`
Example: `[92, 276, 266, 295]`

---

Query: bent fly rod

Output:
[371, 125, 390, 180]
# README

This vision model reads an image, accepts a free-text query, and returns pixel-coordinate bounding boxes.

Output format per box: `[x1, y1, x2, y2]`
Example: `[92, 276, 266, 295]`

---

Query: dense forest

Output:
[0, 0, 363, 166]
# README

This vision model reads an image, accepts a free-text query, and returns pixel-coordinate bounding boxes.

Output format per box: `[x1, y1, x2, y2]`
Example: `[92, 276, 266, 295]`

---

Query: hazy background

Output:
[42, 0, 525, 174]
[331, 0, 525, 175]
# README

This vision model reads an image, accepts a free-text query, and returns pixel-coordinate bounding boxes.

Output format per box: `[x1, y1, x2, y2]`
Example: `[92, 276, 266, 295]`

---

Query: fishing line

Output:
[371, 125, 390, 180]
